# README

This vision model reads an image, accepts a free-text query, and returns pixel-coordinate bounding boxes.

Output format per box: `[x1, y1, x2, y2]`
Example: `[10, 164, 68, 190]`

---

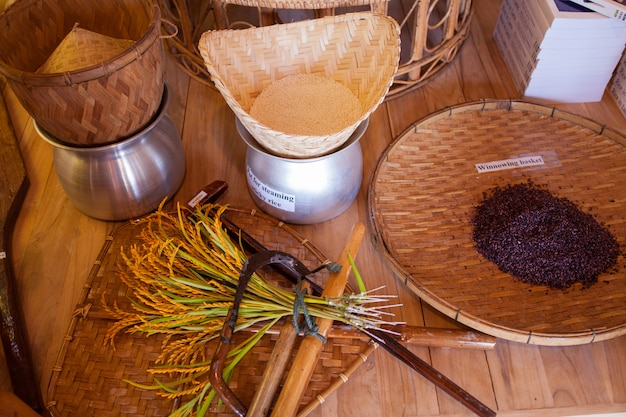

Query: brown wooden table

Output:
[2, 1, 626, 415]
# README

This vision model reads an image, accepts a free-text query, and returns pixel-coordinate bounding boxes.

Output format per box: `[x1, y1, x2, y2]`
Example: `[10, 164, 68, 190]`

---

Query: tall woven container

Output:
[0, 0, 165, 146]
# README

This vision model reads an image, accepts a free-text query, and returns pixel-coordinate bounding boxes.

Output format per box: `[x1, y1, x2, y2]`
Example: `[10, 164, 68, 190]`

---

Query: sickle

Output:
[208, 250, 316, 417]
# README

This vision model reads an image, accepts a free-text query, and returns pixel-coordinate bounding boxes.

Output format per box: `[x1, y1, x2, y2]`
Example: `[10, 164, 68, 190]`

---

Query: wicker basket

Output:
[0, 0, 165, 146]
[198, 12, 400, 158]
[392, 0, 473, 96]
[159, 0, 472, 98]
[369, 100, 626, 346]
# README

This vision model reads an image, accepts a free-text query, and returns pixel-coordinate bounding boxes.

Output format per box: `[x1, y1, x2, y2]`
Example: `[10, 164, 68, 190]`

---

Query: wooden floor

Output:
[2, 1, 626, 416]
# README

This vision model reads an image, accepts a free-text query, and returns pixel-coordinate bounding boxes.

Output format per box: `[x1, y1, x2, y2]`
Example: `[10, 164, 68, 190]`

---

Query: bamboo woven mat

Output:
[47, 207, 374, 416]
[369, 100, 626, 346]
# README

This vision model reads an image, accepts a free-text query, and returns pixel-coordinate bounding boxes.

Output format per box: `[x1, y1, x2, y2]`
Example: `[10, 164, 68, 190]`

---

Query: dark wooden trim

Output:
[0, 90, 45, 414]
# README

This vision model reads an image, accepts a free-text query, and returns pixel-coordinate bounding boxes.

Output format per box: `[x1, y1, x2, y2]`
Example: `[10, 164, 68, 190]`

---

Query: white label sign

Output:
[187, 190, 208, 208]
[247, 167, 296, 212]
[475, 156, 545, 173]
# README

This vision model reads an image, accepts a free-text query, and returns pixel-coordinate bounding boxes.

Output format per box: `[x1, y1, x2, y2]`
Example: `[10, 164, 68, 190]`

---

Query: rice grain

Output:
[250, 74, 362, 136]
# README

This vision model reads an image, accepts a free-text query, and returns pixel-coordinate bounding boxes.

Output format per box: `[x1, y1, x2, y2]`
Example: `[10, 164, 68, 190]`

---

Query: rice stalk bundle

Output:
[104, 203, 399, 416]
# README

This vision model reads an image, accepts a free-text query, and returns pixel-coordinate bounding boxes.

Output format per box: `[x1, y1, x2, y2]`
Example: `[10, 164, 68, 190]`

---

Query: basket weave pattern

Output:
[159, 0, 471, 98]
[0, 0, 164, 146]
[369, 100, 626, 346]
[47, 207, 373, 416]
[198, 12, 400, 158]
[36, 25, 136, 74]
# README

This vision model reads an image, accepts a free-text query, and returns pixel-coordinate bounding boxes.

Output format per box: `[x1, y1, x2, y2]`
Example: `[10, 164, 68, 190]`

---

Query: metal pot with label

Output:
[237, 118, 367, 225]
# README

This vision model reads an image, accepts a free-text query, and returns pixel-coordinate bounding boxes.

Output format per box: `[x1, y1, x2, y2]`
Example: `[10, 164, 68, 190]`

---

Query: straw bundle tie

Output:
[291, 260, 338, 344]
[210, 249, 332, 415]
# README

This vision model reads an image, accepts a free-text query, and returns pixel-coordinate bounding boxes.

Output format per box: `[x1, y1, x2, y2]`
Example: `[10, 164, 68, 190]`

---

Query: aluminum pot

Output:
[34, 85, 185, 221]
[237, 117, 367, 224]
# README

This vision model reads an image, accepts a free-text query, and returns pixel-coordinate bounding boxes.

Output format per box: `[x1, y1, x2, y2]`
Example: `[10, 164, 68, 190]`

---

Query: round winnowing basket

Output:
[198, 12, 400, 158]
[47, 206, 374, 417]
[0, 0, 164, 146]
[369, 100, 626, 346]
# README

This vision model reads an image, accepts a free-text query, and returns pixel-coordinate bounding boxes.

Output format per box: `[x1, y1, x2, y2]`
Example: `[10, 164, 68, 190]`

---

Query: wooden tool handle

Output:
[247, 320, 299, 417]
[365, 328, 497, 417]
[209, 250, 316, 417]
[247, 280, 312, 417]
[328, 324, 496, 350]
[185, 180, 228, 210]
[270, 222, 365, 417]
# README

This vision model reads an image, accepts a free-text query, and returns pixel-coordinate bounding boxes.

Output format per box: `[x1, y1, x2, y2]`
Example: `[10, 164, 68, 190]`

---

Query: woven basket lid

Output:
[36, 24, 136, 74]
[369, 99, 626, 346]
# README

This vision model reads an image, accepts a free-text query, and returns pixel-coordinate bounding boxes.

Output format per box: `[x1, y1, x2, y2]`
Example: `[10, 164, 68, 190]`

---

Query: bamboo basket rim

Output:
[0, 2, 161, 86]
[198, 11, 401, 158]
[46, 205, 374, 416]
[218, 0, 387, 7]
[369, 99, 626, 346]
[160, 0, 472, 98]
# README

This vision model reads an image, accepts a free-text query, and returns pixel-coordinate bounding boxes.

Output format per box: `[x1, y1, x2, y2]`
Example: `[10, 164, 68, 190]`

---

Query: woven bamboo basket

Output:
[159, 0, 472, 98]
[47, 206, 374, 417]
[0, 0, 165, 146]
[391, 0, 473, 96]
[198, 12, 400, 158]
[369, 99, 626, 346]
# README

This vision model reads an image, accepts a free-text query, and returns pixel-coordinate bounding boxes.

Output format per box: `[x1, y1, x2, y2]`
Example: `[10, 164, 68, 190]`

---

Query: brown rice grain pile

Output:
[249, 74, 362, 136]
[471, 182, 620, 289]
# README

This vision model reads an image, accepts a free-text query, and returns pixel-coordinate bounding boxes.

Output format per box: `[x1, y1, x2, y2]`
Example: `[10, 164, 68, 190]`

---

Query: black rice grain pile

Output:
[471, 182, 620, 289]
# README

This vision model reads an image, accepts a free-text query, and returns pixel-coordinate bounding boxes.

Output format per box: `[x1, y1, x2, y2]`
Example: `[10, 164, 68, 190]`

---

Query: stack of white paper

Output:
[610, 51, 626, 116]
[568, 0, 626, 22]
[494, 0, 626, 103]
